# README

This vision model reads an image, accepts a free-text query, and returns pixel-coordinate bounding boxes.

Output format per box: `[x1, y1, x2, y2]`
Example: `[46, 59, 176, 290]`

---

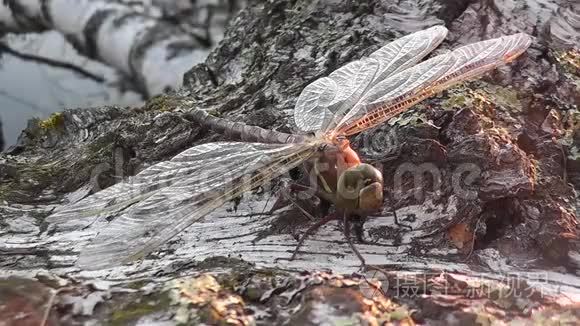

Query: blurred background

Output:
[0, 0, 244, 148]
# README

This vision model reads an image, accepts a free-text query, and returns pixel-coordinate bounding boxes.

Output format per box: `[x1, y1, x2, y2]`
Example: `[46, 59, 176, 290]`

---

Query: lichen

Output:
[442, 92, 468, 109]
[108, 292, 171, 326]
[569, 146, 580, 161]
[527, 308, 580, 325]
[0, 161, 63, 203]
[559, 110, 580, 162]
[196, 255, 252, 270]
[38, 112, 65, 130]
[144, 94, 188, 112]
[144, 94, 174, 112]
[442, 84, 522, 114]
[529, 158, 540, 185]
[441, 84, 476, 109]
[85, 134, 116, 163]
[388, 106, 429, 127]
[379, 306, 415, 323]
[165, 274, 252, 325]
[481, 85, 522, 112]
[553, 49, 580, 76]
[124, 280, 149, 290]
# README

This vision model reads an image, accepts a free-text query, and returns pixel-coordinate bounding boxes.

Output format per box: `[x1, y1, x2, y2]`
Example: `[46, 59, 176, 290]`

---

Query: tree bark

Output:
[0, 0, 579, 324]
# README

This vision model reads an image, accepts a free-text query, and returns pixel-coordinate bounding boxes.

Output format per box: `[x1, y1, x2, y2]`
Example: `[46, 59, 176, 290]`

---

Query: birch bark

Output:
[0, 0, 215, 96]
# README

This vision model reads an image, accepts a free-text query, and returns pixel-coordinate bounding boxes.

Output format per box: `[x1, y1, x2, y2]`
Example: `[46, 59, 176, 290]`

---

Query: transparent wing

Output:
[47, 142, 251, 230]
[293, 25, 448, 133]
[333, 33, 532, 136]
[73, 141, 317, 270]
[292, 59, 379, 133]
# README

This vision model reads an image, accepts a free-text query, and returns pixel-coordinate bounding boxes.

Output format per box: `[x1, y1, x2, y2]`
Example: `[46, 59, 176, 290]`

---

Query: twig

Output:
[40, 287, 73, 326]
[343, 213, 366, 268]
[0, 42, 105, 83]
[560, 143, 568, 184]
[280, 187, 316, 222]
[0, 89, 48, 115]
[462, 217, 482, 262]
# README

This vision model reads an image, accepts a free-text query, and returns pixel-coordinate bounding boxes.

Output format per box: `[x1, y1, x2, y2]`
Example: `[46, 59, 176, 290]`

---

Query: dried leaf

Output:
[448, 223, 474, 251]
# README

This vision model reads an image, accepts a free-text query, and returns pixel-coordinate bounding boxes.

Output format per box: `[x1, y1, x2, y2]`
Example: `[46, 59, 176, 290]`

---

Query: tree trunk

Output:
[1, 0, 579, 324]
[0, 0, 239, 97]
[0, 118, 4, 151]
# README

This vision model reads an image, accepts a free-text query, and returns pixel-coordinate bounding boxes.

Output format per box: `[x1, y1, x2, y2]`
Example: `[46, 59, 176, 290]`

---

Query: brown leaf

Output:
[448, 223, 474, 252]
[0, 277, 57, 326]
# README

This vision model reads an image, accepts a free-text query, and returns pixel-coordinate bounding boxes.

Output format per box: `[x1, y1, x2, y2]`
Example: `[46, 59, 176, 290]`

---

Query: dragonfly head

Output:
[336, 163, 384, 213]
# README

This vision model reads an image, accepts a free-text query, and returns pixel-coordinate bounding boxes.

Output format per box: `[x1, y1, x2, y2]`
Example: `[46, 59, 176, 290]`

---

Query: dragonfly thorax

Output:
[332, 135, 361, 168]
[312, 136, 382, 213]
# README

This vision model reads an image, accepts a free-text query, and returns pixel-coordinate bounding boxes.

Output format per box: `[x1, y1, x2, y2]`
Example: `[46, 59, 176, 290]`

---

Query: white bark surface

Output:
[0, 0, 214, 96]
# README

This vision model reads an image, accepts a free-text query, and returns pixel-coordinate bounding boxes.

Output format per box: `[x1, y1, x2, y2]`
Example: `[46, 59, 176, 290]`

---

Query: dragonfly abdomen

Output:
[189, 109, 308, 144]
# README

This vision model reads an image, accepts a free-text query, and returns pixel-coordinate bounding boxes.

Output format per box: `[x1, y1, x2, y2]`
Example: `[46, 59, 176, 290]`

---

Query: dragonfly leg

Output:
[386, 188, 412, 230]
[270, 179, 318, 204]
[318, 199, 331, 219]
[343, 213, 366, 267]
[268, 181, 310, 214]
[272, 180, 332, 218]
[290, 213, 337, 261]
[267, 183, 292, 214]
[351, 215, 367, 244]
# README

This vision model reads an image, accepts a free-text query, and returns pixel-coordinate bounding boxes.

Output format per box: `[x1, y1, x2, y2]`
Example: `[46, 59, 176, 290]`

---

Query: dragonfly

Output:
[46, 26, 531, 270]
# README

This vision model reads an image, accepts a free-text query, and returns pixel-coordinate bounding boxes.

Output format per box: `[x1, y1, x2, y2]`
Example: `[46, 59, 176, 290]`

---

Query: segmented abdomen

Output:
[189, 109, 307, 144]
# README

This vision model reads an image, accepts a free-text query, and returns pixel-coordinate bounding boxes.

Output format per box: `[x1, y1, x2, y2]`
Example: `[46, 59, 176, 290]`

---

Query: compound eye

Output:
[358, 183, 383, 211]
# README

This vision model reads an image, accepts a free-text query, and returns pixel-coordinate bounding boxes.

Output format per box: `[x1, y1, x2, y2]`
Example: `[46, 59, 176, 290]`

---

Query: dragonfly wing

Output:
[74, 141, 317, 270]
[333, 33, 532, 135]
[368, 25, 448, 84]
[324, 25, 449, 132]
[46, 142, 248, 230]
[294, 59, 379, 132]
[294, 25, 448, 133]
[293, 77, 339, 132]
[318, 58, 381, 130]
